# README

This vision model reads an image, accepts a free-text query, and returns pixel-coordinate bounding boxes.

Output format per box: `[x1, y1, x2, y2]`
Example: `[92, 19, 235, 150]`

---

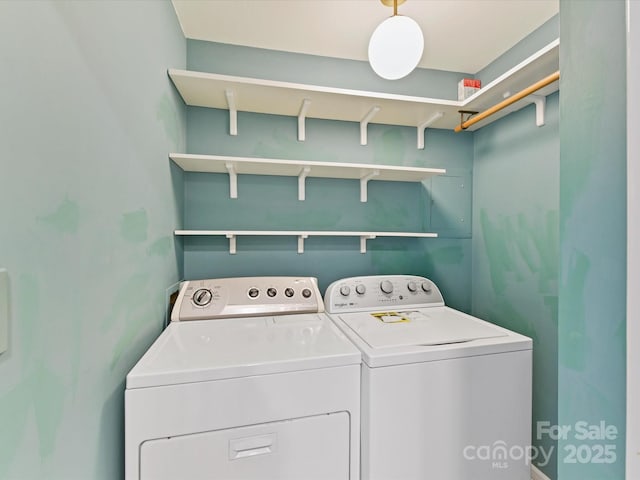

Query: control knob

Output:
[407, 281, 417, 292]
[302, 288, 312, 298]
[380, 280, 394, 294]
[421, 282, 432, 294]
[340, 285, 351, 297]
[192, 288, 213, 307]
[355, 284, 366, 295]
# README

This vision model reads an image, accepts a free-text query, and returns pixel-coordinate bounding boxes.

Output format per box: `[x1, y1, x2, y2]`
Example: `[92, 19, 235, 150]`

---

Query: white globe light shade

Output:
[368, 15, 424, 80]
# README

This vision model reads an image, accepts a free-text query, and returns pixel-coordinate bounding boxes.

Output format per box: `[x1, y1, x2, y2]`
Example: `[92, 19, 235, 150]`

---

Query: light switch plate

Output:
[0, 269, 8, 354]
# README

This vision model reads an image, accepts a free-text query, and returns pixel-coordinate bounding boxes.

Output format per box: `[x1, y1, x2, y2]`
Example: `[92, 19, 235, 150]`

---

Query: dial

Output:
[355, 284, 366, 295]
[340, 285, 351, 297]
[192, 288, 213, 307]
[248, 287, 259, 298]
[380, 280, 394, 294]
[421, 282, 432, 294]
[284, 288, 294, 297]
[407, 281, 417, 292]
[302, 288, 312, 298]
[267, 287, 277, 297]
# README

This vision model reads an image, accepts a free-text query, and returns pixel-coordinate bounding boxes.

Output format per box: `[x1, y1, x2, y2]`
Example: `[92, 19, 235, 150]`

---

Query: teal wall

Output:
[472, 93, 560, 477]
[0, 1, 185, 479]
[477, 15, 559, 86]
[558, 1, 627, 478]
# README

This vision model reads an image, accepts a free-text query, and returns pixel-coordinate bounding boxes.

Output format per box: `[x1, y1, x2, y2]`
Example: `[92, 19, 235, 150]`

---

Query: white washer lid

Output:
[126, 313, 361, 389]
[332, 306, 532, 367]
[341, 307, 507, 348]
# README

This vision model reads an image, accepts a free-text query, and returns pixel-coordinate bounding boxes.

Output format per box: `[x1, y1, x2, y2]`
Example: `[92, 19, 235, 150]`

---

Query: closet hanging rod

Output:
[454, 70, 560, 132]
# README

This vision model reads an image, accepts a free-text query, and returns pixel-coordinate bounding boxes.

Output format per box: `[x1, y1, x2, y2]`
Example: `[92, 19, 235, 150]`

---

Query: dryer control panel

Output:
[172, 276, 324, 321]
[324, 275, 445, 313]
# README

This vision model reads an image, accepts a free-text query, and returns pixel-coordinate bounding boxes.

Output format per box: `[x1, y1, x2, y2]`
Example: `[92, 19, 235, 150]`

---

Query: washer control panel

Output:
[171, 276, 323, 322]
[324, 275, 445, 313]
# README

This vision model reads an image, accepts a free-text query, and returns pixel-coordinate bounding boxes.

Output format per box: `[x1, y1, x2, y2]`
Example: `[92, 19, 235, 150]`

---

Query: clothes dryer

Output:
[125, 276, 360, 480]
[324, 275, 532, 480]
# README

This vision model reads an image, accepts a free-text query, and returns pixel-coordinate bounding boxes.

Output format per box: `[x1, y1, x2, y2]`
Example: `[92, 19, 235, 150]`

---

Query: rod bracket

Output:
[457, 110, 478, 130]
[527, 94, 546, 127]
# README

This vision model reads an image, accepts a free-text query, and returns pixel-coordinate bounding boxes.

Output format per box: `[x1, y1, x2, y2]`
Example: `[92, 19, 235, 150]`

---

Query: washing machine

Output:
[125, 276, 361, 480]
[324, 275, 533, 480]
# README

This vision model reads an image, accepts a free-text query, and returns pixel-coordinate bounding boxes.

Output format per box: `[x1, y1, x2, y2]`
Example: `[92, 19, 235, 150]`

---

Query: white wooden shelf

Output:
[168, 39, 558, 145]
[170, 153, 445, 202]
[175, 230, 437, 254]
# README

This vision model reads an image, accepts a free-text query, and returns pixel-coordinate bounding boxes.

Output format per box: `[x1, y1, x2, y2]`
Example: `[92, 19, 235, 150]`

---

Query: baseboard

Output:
[531, 464, 552, 480]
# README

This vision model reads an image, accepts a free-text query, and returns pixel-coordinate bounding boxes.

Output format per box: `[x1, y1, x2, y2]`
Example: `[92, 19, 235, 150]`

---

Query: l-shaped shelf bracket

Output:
[226, 233, 237, 254]
[527, 94, 546, 127]
[360, 106, 381, 146]
[225, 89, 237, 136]
[297, 234, 309, 254]
[298, 166, 311, 201]
[298, 99, 311, 141]
[360, 169, 380, 202]
[360, 234, 376, 254]
[225, 162, 238, 198]
[417, 111, 445, 149]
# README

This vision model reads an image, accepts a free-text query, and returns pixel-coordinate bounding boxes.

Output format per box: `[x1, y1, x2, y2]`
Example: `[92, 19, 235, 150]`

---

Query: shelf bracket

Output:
[360, 234, 376, 254]
[226, 234, 237, 255]
[298, 166, 311, 201]
[225, 162, 238, 199]
[360, 169, 380, 202]
[297, 234, 308, 254]
[225, 89, 238, 136]
[360, 106, 381, 146]
[417, 112, 444, 149]
[527, 94, 546, 127]
[298, 99, 311, 142]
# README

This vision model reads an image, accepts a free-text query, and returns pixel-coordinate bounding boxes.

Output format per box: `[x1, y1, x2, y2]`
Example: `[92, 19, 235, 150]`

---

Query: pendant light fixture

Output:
[368, 0, 424, 80]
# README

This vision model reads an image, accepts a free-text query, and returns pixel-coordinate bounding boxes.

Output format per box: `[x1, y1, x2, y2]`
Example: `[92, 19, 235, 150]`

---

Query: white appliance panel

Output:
[339, 307, 507, 348]
[361, 349, 532, 480]
[127, 313, 360, 388]
[140, 413, 349, 480]
[172, 276, 323, 321]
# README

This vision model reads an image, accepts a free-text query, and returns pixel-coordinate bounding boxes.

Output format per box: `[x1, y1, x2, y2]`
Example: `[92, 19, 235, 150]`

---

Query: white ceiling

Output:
[171, 0, 558, 74]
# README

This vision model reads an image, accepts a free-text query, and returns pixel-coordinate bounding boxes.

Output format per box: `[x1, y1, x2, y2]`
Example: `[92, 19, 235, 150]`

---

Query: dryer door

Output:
[139, 412, 350, 480]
